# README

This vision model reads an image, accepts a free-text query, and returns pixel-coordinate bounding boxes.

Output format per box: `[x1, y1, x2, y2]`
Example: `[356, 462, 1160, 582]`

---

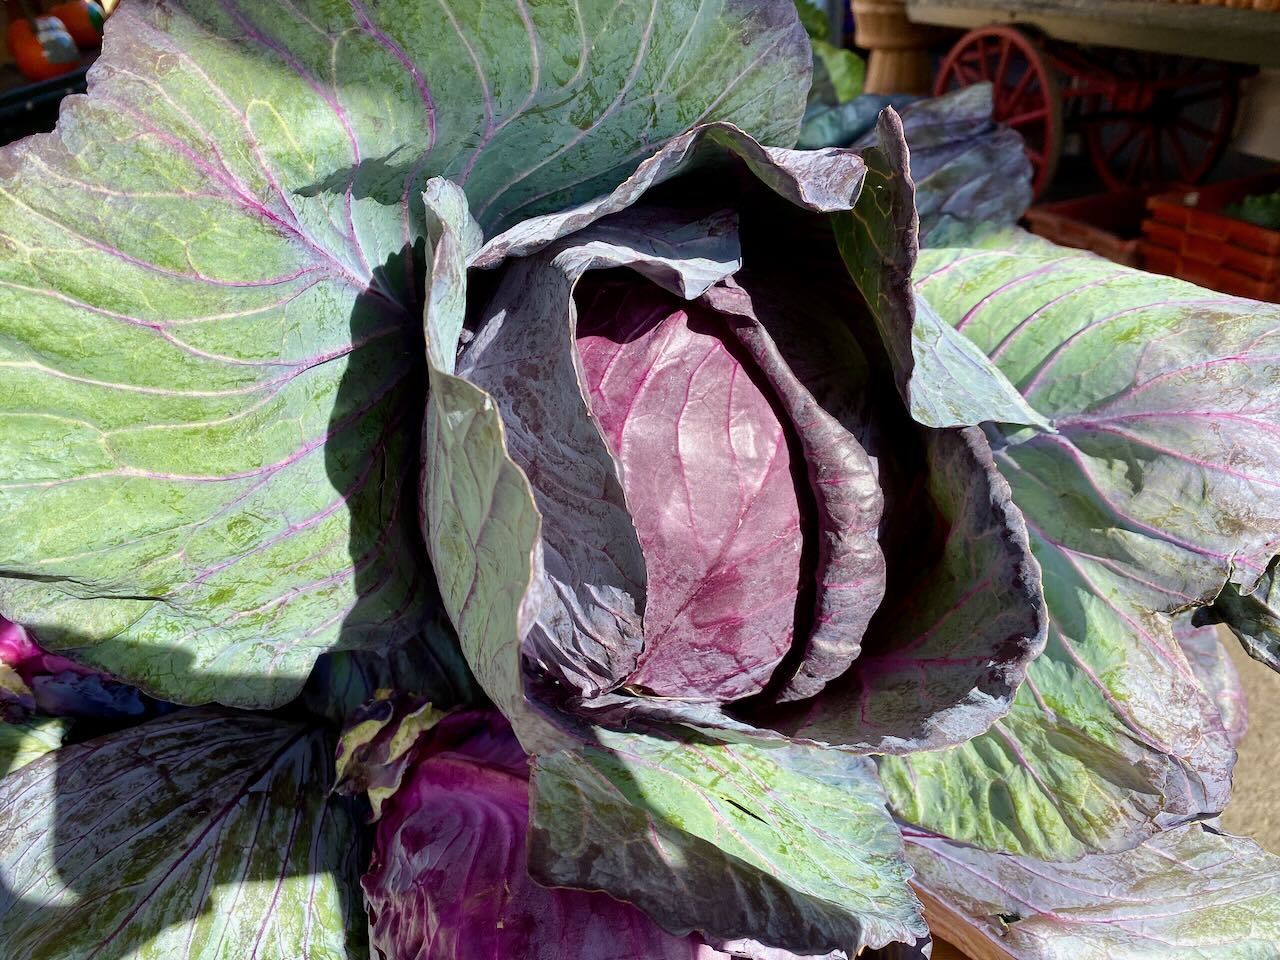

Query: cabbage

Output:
[0, 2, 1278, 957]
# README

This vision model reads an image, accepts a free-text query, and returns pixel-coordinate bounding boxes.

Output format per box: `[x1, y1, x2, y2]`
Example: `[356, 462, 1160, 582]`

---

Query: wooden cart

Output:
[908, 0, 1280, 195]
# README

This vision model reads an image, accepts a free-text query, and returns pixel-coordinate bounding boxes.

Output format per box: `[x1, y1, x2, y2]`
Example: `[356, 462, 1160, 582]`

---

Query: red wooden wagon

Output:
[908, 0, 1280, 196]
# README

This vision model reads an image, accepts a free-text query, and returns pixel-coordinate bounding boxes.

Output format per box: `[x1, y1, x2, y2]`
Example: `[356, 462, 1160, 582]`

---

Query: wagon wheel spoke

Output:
[1103, 123, 1142, 162]
[978, 37, 991, 79]
[1165, 126, 1197, 182]
[1175, 116, 1217, 143]
[1000, 69, 1036, 119]
[1125, 129, 1153, 185]
[992, 37, 1012, 104]
[1004, 106, 1050, 128]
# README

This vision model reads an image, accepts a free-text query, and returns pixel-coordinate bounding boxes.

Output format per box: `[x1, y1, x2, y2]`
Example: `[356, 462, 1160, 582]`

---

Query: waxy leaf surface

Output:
[1173, 616, 1247, 747]
[577, 282, 806, 701]
[362, 712, 730, 960]
[837, 114, 1049, 431]
[886, 232, 1266, 858]
[419, 180, 564, 754]
[530, 727, 926, 956]
[0, 717, 66, 777]
[0, 0, 810, 705]
[906, 823, 1280, 959]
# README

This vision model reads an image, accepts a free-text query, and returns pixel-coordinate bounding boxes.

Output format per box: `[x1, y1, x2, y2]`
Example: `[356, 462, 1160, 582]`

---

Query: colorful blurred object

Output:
[0, 617, 166, 721]
[49, 1, 104, 49]
[6, 10, 78, 81]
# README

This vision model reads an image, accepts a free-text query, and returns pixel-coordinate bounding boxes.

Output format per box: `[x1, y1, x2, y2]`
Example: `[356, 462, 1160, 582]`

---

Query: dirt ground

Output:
[1222, 632, 1280, 852]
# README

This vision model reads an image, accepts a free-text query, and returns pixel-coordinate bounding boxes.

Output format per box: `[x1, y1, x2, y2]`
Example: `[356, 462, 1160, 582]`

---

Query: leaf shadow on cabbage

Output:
[0, 706, 372, 960]
[0, 248, 476, 960]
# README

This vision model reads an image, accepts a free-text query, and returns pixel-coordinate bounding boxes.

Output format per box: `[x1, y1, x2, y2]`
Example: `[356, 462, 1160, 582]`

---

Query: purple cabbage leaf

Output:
[883, 226, 1280, 861]
[0, 0, 811, 708]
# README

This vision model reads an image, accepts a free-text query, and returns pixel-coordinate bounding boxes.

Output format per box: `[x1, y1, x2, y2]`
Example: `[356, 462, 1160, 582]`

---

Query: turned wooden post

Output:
[851, 0, 942, 94]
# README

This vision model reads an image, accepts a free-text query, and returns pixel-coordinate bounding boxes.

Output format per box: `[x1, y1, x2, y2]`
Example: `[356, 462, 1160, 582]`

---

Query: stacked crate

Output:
[1140, 172, 1280, 302]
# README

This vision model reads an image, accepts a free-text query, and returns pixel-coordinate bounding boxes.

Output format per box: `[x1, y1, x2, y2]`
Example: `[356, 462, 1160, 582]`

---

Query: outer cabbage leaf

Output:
[852, 85, 1032, 242]
[360, 711, 734, 960]
[837, 114, 1049, 431]
[886, 234, 1267, 859]
[1197, 555, 1280, 672]
[798, 84, 1032, 243]
[419, 180, 565, 754]
[795, 423, 1046, 751]
[905, 823, 1280, 959]
[1174, 616, 1247, 747]
[0, 0, 811, 707]
[472, 121, 872, 269]
[529, 727, 926, 956]
[0, 708, 364, 959]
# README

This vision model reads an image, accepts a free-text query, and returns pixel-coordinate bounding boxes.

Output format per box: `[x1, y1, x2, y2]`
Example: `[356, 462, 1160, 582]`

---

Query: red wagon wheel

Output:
[934, 25, 1064, 199]
[1084, 53, 1239, 192]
